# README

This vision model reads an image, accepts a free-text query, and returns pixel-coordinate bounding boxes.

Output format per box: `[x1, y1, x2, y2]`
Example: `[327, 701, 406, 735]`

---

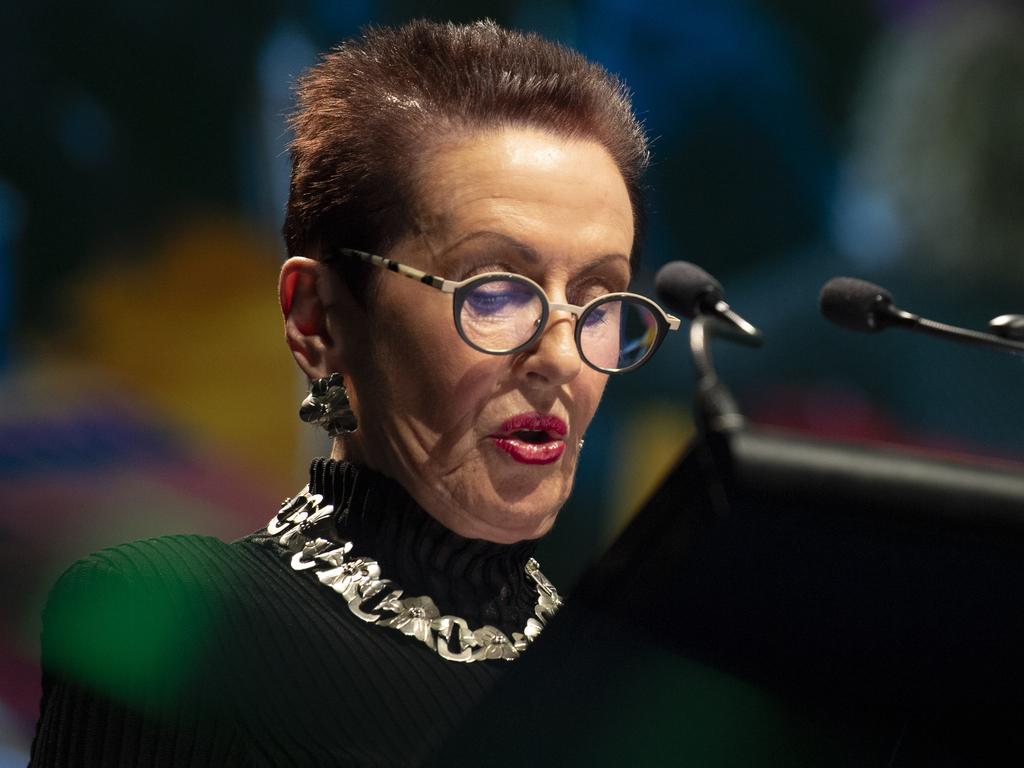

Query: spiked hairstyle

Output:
[284, 19, 650, 298]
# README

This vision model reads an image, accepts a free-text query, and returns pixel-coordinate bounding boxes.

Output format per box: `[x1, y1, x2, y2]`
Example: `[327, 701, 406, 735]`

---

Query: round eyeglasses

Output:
[331, 248, 681, 374]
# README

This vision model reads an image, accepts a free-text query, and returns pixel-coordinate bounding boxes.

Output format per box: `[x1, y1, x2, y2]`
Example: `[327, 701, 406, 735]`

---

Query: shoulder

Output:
[40, 535, 242, 704]
[43, 534, 240, 620]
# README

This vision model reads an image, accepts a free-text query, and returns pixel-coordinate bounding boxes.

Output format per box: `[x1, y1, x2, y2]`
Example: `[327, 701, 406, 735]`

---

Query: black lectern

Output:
[434, 429, 1024, 766]
[433, 318, 1024, 766]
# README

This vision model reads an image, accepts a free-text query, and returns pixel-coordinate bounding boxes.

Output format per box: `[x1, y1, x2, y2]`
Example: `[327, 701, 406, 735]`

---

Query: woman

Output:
[30, 19, 678, 766]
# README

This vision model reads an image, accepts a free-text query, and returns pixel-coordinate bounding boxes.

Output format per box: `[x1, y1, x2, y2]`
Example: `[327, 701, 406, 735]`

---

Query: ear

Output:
[279, 257, 342, 380]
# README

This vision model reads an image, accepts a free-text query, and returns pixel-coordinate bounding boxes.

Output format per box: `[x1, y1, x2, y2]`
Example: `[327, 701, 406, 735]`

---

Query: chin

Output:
[425, 448, 577, 542]
[479, 480, 569, 541]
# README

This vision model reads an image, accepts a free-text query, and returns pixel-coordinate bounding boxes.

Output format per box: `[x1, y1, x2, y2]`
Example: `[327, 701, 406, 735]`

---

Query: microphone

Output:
[819, 277, 1024, 354]
[655, 261, 763, 346]
[818, 277, 903, 332]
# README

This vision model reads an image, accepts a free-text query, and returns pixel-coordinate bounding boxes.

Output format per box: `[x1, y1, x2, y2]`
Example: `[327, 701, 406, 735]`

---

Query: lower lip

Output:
[491, 437, 566, 465]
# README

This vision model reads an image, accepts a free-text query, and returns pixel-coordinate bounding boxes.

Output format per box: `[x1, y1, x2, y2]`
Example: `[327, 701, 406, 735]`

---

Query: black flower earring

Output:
[299, 373, 358, 436]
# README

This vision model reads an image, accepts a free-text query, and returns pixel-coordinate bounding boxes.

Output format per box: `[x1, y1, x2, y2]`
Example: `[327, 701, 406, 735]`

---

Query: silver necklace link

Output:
[266, 486, 563, 663]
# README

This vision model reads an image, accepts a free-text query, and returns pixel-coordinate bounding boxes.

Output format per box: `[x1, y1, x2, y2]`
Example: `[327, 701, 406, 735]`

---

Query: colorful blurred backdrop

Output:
[2, 0, 1023, 762]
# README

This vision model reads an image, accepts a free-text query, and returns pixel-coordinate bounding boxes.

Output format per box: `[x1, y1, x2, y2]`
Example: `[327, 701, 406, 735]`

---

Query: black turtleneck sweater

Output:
[30, 460, 547, 767]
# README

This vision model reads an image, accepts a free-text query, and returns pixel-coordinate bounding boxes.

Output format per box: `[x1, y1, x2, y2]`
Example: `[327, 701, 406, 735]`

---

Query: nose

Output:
[519, 310, 583, 387]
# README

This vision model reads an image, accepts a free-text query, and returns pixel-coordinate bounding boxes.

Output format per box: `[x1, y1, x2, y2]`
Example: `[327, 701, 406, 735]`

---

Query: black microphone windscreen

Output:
[819, 277, 893, 333]
[655, 261, 724, 319]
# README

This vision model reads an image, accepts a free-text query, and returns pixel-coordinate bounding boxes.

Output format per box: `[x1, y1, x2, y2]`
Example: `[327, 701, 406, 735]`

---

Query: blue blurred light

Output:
[55, 92, 114, 169]
[576, 0, 836, 269]
[257, 22, 318, 104]
[311, 0, 373, 40]
[245, 21, 319, 228]
[831, 164, 906, 269]
[512, 0, 579, 46]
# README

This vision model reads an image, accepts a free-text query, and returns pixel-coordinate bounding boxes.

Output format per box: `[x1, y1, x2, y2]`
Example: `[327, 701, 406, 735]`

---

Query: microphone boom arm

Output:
[707, 300, 764, 348]
[883, 306, 1024, 354]
[916, 316, 1024, 354]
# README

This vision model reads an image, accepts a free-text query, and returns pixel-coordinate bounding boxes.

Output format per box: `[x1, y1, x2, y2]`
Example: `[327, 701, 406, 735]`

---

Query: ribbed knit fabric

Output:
[30, 460, 547, 767]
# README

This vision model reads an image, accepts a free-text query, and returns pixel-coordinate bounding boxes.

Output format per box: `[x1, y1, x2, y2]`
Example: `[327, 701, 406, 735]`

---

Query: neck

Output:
[306, 458, 542, 636]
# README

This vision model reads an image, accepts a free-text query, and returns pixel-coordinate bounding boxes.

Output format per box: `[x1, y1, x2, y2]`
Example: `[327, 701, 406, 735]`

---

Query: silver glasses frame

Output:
[331, 247, 681, 374]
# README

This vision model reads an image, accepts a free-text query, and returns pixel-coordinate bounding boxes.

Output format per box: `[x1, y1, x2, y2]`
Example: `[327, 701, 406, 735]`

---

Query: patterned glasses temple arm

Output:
[336, 248, 457, 293]
[336, 247, 682, 330]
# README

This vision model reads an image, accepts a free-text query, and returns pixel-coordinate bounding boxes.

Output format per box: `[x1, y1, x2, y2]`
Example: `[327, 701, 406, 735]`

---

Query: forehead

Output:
[407, 127, 634, 275]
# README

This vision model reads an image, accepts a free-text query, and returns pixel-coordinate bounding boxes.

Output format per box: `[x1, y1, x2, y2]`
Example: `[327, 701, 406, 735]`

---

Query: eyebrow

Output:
[438, 230, 631, 274]
[438, 230, 541, 263]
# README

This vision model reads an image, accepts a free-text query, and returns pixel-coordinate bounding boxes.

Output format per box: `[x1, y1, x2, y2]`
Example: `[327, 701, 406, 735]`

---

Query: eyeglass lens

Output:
[458, 278, 659, 372]
[579, 298, 658, 371]
[459, 279, 546, 353]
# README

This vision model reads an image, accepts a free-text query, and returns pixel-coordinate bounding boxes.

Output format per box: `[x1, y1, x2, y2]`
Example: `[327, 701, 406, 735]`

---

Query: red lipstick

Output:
[490, 413, 568, 465]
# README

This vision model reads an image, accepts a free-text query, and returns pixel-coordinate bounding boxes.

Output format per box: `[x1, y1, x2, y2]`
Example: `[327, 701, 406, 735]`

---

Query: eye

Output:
[582, 304, 611, 327]
[463, 280, 537, 316]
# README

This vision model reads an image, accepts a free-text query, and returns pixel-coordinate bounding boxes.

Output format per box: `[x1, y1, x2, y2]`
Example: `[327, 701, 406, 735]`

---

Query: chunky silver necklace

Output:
[266, 485, 563, 663]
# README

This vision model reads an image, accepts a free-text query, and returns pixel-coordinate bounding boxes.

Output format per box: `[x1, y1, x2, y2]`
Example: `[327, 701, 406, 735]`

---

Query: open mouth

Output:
[490, 413, 568, 465]
[512, 429, 556, 444]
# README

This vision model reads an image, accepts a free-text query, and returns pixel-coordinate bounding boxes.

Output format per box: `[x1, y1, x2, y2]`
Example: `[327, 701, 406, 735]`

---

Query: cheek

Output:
[572, 369, 609, 431]
[366, 297, 500, 436]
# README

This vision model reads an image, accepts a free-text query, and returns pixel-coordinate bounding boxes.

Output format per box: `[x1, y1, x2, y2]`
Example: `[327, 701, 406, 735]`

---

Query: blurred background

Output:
[1, 0, 1023, 761]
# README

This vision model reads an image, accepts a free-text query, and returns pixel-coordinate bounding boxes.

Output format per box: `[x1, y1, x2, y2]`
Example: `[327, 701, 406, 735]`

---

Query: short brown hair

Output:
[284, 19, 650, 293]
